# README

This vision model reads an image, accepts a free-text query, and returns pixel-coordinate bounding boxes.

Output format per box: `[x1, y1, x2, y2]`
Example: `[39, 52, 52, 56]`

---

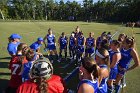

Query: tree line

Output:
[0, 0, 140, 22]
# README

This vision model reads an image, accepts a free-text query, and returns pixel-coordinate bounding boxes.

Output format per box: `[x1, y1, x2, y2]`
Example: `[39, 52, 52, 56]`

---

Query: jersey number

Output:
[12, 64, 21, 75]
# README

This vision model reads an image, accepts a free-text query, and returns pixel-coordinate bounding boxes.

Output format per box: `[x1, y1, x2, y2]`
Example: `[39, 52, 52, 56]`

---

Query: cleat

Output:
[57, 58, 61, 63]
[120, 83, 126, 88]
[50, 60, 53, 63]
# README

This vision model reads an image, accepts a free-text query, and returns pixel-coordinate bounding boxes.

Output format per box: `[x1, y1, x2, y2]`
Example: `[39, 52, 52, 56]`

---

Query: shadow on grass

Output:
[81, 23, 90, 25]
[0, 57, 11, 60]
[0, 79, 9, 93]
[135, 33, 140, 34]
[0, 62, 9, 68]
[0, 72, 10, 76]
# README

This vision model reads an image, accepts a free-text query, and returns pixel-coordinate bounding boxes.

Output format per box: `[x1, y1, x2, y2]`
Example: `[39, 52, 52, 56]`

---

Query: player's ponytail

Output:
[26, 49, 36, 61]
[82, 57, 99, 79]
[96, 48, 110, 68]
[111, 40, 121, 48]
[103, 55, 110, 68]
[131, 37, 135, 48]
[30, 57, 53, 93]
[17, 43, 28, 64]
[48, 28, 52, 32]
[91, 64, 99, 79]
[126, 37, 135, 48]
[35, 77, 48, 93]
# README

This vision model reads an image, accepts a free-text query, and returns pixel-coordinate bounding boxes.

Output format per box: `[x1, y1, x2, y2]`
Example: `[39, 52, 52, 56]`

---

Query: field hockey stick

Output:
[111, 23, 125, 40]
[121, 75, 125, 93]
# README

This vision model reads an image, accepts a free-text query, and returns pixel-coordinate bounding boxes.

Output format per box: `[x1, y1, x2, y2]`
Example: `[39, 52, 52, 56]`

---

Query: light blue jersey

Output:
[7, 42, 20, 55]
[22, 61, 33, 82]
[22, 54, 37, 82]
[109, 50, 120, 79]
[78, 79, 98, 93]
[119, 48, 132, 69]
[98, 65, 108, 93]
[30, 41, 42, 52]
[118, 48, 132, 75]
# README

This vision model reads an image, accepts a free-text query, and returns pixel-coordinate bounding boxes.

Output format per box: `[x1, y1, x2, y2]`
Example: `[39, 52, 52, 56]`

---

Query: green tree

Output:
[0, 0, 9, 19]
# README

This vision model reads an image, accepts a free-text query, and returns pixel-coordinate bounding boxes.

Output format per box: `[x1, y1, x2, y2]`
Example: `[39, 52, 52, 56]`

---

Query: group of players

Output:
[6, 26, 140, 93]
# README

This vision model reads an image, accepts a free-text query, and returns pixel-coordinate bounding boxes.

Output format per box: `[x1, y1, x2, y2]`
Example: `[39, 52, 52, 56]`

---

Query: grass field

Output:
[0, 21, 140, 93]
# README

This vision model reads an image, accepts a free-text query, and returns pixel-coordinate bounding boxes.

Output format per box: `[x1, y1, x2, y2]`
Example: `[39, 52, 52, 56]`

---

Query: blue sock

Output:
[108, 85, 113, 93]
[115, 85, 121, 93]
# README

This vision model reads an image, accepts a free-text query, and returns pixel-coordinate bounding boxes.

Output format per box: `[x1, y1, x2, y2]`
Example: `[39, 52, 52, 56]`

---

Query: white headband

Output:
[96, 49, 105, 58]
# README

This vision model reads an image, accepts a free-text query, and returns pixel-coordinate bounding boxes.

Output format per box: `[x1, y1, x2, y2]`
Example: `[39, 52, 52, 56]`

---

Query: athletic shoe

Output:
[70, 57, 73, 60]
[57, 59, 61, 63]
[68, 89, 75, 93]
[78, 58, 81, 62]
[74, 55, 76, 60]
[50, 60, 53, 63]
[120, 83, 126, 88]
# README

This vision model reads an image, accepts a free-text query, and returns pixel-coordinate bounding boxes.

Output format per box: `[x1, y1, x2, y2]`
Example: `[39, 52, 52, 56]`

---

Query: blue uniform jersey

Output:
[69, 36, 75, 47]
[30, 41, 42, 52]
[77, 36, 85, 52]
[98, 65, 108, 93]
[74, 32, 80, 38]
[47, 34, 55, 45]
[60, 36, 67, 49]
[7, 42, 20, 55]
[109, 50, 120, 79]
[77, 36, 84, 46]
[77, 79, 98, 93]
[22, 61, 33, 82]
[118, 48, 132, 69]
[96, 37, 102, 47]
[109, 50, 120, 69]
[46, 34, 56, 50]
[86, 37, 94, 47]
[22, 53, 37, 82]
[86, 37, 95, 54]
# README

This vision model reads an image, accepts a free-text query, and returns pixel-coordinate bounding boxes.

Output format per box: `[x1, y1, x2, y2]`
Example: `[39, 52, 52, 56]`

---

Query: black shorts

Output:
[5, 86, 17, 93]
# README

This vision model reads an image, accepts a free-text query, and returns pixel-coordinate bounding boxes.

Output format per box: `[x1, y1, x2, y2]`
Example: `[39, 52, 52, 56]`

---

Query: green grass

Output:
[0, 21, 140, 93]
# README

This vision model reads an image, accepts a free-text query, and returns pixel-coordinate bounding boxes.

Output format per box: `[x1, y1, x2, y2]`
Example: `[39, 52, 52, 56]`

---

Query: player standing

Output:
[58, 32, 68, 62]
[85, 32, 96, 57]
[7, 34, 21, 56]
[69, 32, 76, 61]
[43, 28, 58, 63]
[115, 37, 140, 93]
[107, 40, 121, 93]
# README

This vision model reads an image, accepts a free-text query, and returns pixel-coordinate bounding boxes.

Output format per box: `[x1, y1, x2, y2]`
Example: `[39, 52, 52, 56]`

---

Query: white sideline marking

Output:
[64, 67, 79, 81]
[61, 60, 75, 69]
[21, 31, 36, 34]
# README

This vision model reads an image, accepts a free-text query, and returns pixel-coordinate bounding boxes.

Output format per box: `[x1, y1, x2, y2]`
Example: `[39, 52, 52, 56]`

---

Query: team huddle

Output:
[6, 26, 140, 93]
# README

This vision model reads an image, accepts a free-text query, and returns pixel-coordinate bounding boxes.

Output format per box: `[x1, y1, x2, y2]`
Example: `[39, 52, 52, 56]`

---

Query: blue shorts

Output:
[109, 68, 118, 79]
[47, 44, 56, 50]
[118, 66, 126, 76]
[98, 84, 107, 93]
[77, 46, 84, 53]
[69, 46, 75, 50]
[85, 48, 94, 54]
[60, 45, 67, 49]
